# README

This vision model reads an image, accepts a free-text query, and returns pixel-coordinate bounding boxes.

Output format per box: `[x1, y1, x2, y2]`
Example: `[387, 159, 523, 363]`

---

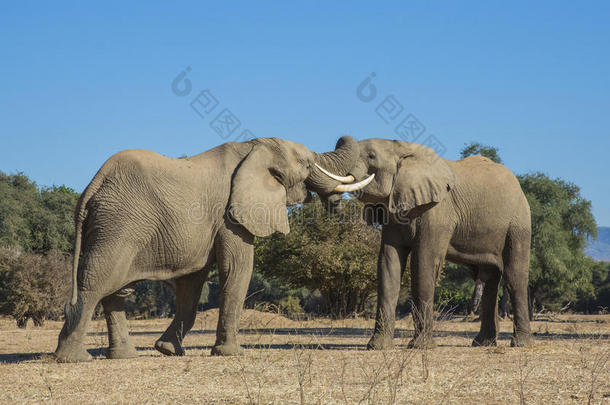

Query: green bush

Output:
[0, 172, 79, 254]
[256, 197, 380, 317]
[278, 296, 304, 319]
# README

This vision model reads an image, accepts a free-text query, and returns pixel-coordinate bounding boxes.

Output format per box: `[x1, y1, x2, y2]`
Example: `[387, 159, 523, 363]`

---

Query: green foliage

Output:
[256, 196, 380, 317]
[278, 295, 304, 318]
[519, 172, 597, 310]
[460, 142, 503, 163]
[124, 281, 175, 318]
[435, 263, 475, 314]
[0, 172, 79, 253]
[574, 259, 610, 313]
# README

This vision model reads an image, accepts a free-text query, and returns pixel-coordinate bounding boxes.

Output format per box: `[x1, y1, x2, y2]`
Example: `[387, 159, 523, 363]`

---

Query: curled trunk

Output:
[307, 136, 359, 194]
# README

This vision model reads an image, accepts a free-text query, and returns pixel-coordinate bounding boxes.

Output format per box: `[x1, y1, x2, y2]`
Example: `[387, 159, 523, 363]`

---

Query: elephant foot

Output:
[366, 334, 394, 351]
[211, 343, 243, 356]
[154, 339, 185, 356]
[106, 343, 139, 359]
[510, 333, 534, 347]
[472, 335, 497, 347]
[407, 336, 437, 350]
[55, 346, 93, 363]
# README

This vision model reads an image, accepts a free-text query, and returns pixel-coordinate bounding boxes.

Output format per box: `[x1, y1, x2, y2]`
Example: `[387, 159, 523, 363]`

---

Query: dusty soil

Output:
[1, 310, 609, 404]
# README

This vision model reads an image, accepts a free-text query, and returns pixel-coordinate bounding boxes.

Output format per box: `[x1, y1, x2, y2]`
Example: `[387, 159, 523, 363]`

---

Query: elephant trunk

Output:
[308, 136, 359, 194]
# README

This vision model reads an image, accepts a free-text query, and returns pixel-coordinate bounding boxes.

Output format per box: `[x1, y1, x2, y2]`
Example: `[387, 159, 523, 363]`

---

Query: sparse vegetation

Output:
[256, 197, 381, 317]
[0, 311, 608, 403]
[0, 247, 71, 327]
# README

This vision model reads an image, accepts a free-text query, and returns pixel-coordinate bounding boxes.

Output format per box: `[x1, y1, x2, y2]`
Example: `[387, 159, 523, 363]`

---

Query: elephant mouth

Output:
[315, 164, 375, 193]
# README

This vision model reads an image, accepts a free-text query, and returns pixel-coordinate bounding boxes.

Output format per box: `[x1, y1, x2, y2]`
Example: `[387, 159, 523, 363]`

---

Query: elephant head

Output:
[319, 139, 455, 222]
[227, 136, 370, 237]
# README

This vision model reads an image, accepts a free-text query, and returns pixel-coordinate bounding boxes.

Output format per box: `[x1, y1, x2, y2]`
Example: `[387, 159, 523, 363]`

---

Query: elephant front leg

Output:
[367, 233, 408, 350]
[407, 248, 443, 349]
[155, 270, 208, 356]
[211, 223, 254, 356]
[102, 290, 138, 359]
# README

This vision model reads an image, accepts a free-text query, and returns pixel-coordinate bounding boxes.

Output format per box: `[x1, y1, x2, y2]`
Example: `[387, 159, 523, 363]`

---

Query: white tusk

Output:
[333, 173, 375, 192]
[314, 163, 355, 183]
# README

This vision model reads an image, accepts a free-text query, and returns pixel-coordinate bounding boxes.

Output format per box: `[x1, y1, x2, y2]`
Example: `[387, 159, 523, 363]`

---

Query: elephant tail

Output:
[69, 168, 107, 306]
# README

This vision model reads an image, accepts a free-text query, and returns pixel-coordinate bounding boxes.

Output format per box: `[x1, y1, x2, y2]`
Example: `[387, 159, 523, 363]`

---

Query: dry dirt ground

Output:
[1, 310, 609, 404]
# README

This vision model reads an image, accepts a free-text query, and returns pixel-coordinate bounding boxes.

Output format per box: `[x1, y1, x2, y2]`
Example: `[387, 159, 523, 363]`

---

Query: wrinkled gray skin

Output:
[54, 137, 354, 363]
[346, 139, 533, 349]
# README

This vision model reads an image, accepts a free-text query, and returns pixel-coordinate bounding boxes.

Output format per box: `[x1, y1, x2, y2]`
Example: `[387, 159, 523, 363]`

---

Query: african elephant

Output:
[336, 138, 533, 349]
[54, 136, 371, 362]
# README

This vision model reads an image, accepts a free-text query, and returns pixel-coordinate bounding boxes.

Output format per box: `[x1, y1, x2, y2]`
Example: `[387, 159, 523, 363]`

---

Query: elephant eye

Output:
[368, 151, 376, 160]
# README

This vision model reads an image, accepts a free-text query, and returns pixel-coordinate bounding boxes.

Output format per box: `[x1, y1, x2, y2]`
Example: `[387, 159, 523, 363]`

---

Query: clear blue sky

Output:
[1, 1, 609, 225]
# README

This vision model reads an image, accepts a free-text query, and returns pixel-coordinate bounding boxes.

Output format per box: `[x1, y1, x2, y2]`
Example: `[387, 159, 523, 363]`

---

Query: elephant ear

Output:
[229, 145, 290, 237]
[389, 149, 456, 217]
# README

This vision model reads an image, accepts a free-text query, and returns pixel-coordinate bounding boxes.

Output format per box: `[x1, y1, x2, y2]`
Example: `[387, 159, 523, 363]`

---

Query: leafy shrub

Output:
[0, 247, 71, 327]
[256, 197, 380, 317]
[278, 296, 304, 319]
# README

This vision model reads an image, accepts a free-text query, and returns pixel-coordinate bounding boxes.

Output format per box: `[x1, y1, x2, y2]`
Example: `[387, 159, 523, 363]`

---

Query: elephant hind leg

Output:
[155, 269, 210, 356]
[55, 290, 99, 362]
[55, 247, 137, 363]
[472, 265, 501, 347]
[503, 230, 534, 347]
[103, 290, 138, 359]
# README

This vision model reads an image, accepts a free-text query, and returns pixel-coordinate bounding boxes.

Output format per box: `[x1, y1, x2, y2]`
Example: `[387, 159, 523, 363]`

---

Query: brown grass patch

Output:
[1, 311, 609, 404]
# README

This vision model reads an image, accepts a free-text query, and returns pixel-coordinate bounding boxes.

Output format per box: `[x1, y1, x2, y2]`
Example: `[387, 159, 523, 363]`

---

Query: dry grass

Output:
[1, 310, 609, 404]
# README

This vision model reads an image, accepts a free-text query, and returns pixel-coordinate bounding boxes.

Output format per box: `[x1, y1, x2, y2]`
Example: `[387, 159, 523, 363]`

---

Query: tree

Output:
[256, 196, 380, 316]
[0, 173, 80, 325]
[574, 259, 610, 313]
[0, 173, 40, 251]
[38, 185, 81, 253]
[0, 172, 79, 253]
[460, 142, 502, 163]
[519, 173, 597, 310]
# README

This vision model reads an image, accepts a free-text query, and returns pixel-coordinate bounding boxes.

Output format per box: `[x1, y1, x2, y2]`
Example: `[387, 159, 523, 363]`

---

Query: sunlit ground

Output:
[1, 310, 609, 404]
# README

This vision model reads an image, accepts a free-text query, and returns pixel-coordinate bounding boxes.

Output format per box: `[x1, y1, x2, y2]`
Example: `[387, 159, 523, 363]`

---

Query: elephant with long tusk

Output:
[55, 136, 368, 362]
[325, 138, 534, 350]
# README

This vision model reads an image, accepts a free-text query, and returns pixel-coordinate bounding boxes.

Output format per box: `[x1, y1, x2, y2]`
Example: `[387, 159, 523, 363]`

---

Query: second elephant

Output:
[343, 138, 534, 349]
